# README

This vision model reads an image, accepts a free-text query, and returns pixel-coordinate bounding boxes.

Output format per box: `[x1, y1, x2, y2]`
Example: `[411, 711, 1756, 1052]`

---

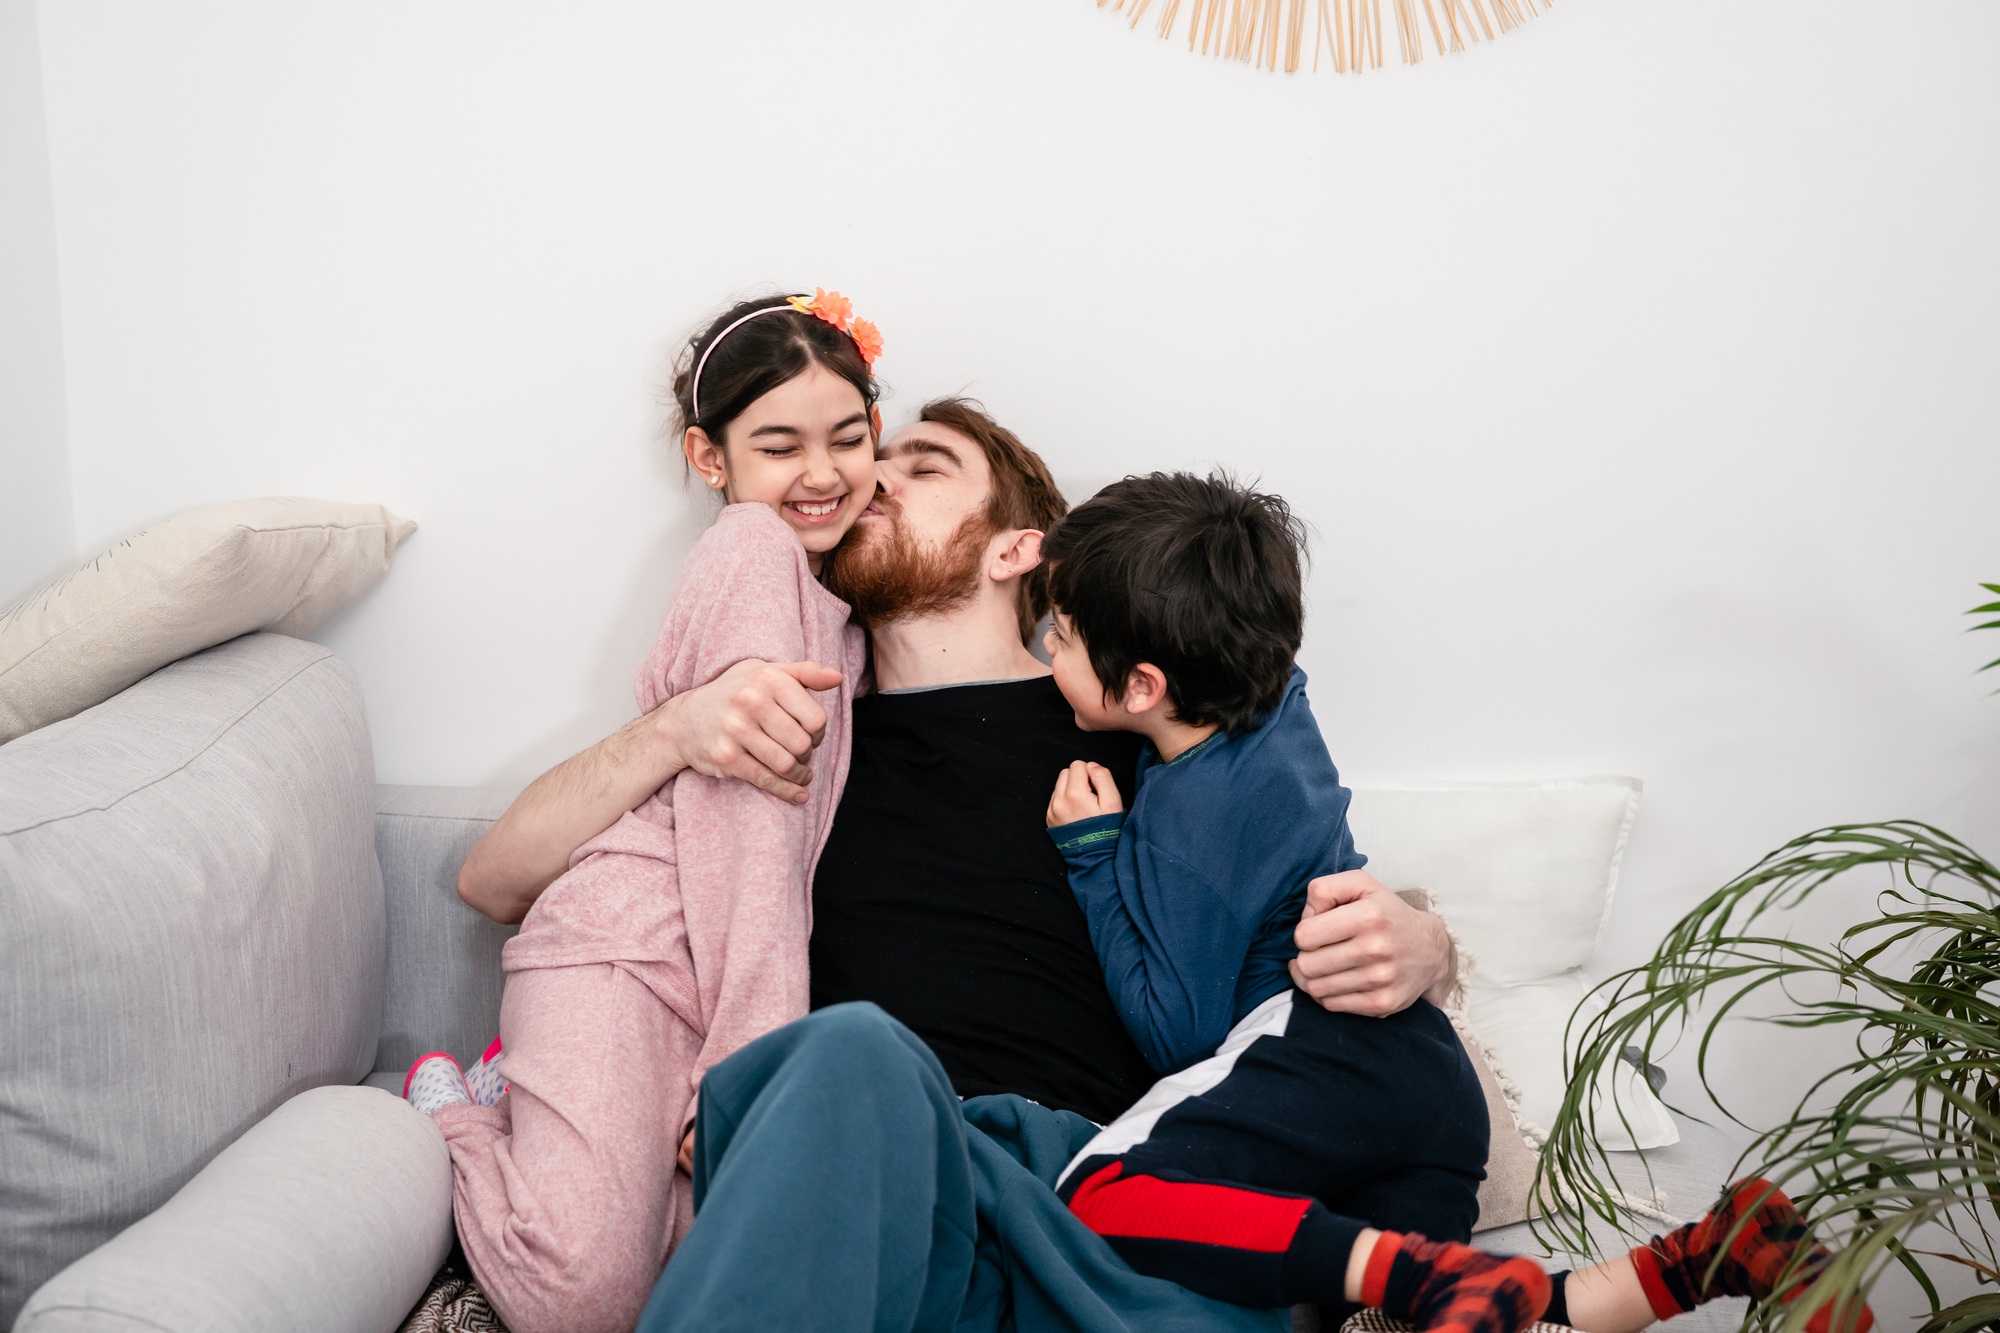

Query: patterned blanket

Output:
[399, 1267, 506, 1333]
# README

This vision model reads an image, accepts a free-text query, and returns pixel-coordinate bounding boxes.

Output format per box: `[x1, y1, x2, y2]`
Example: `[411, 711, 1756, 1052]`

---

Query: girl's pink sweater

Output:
[501, 502, 866, 1127]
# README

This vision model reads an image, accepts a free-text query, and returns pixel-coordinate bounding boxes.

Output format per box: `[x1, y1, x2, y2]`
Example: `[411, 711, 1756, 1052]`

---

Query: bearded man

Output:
[457, 398, 1457, 1327]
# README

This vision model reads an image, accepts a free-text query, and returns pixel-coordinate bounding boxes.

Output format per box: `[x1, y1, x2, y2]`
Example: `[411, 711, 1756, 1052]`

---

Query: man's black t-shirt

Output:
[809, 676, 1158, 1125]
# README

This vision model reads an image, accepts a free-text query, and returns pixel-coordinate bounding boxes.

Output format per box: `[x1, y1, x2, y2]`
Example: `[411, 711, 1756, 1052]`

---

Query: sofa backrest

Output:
[372, 785, 517, 1077]
[0, 633, 384, 1326]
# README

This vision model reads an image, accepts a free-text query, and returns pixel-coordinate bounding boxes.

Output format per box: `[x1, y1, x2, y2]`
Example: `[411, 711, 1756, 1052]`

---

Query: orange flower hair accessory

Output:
[691, 290, 883, 420]
[848, 317, 884, 367]
[788, 287, 852, 329]
[786, 288, 883, 367]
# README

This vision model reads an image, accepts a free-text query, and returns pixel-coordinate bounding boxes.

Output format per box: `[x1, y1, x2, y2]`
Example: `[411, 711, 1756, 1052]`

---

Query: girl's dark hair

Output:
[669, 295, 879, 457]
[1043, 472, 1307, 735]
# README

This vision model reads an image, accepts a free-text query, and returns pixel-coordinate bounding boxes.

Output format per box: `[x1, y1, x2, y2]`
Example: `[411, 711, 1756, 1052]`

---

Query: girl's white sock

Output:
[465, 1036, 508, 1107]
[404, 1052, 471, 1115]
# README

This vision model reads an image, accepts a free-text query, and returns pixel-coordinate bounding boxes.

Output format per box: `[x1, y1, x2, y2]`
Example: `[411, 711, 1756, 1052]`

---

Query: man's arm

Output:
[1288, 868, 1458, 1017]
[456, 659, 843, 924]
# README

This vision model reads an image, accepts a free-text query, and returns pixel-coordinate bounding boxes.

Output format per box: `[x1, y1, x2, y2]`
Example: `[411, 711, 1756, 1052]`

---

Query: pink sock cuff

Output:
[480, 1035, 504, 1064]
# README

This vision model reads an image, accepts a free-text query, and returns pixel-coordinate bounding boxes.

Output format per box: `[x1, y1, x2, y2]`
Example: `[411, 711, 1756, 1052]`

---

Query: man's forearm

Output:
[457, 658, 837, 923]
[457, 706, 686, 923]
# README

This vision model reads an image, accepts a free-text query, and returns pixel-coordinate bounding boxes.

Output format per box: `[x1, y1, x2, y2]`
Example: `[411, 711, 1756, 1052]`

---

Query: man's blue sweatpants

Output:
[636, 1003, 1288, 1333]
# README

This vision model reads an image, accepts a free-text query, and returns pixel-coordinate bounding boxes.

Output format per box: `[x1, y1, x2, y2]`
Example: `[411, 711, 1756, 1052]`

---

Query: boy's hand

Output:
[1046, 761, 1124, 827]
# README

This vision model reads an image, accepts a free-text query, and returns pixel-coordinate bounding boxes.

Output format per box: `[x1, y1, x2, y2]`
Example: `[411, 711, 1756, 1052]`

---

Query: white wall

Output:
[0, 0, 72, 598]
[25, 1, 2000, 1142]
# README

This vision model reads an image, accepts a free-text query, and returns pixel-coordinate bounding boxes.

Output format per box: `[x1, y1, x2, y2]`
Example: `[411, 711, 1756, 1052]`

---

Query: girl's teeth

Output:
[793, 500, 840, 516]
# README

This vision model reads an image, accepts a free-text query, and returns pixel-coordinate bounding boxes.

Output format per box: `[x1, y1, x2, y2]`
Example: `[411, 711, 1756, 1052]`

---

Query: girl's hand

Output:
[1045, 761, 1124, 827]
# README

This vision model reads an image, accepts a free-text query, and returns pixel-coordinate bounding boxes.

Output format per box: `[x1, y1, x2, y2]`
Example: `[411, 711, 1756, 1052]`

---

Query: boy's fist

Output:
[1046, 760, 1124, 828]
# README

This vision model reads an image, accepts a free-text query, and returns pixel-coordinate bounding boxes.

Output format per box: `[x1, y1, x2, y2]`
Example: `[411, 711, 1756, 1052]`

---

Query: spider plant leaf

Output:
[1888, 1239, 1943, 1311]
[1916, 1293, 2000, 1333]
[1534, 821, 2000, 1303]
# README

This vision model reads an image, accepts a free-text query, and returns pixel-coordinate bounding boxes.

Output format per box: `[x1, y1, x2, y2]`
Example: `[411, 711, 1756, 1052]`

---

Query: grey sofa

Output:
[3, 633, 1745, 1332]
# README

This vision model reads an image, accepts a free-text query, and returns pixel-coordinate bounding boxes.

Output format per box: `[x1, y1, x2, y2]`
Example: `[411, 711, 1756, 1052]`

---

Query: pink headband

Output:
[690, 305, 789, 422]
[689, 289, 882, 424]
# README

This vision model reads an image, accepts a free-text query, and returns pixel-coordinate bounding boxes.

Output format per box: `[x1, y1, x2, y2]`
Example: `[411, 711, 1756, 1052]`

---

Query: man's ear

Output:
[986, 528, 1044, 585]
[1122, 664, 1172, 718]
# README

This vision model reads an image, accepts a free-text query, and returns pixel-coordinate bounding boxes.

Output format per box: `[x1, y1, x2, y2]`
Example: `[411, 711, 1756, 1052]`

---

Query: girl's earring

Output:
[709, 473, 724, 488]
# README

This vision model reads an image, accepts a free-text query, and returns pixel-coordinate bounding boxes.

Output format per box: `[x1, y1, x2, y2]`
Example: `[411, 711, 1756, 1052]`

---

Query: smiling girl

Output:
[402, 292, 881, 1333]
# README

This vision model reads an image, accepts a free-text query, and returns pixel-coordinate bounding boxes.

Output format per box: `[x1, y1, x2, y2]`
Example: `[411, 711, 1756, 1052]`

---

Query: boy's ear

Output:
[987, 528, 1044, 584]
[1122, 663, 1172, 717]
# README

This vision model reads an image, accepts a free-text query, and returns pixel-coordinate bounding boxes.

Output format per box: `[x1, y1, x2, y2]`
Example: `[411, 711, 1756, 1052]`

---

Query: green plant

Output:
[1973, 584, 2000, 679]
[1533, 584, 2000, 1333]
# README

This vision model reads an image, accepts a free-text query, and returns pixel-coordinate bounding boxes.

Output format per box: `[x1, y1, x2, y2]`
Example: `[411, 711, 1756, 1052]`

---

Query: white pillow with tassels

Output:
[1347, 775, 1678, 1152]
[0, 497, 416, 745]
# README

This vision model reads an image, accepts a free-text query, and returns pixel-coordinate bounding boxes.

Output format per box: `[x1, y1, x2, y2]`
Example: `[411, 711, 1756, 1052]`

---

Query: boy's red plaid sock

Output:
[1629, 1177, 1873, 1333]
[1360, 1231, 1551, 1333]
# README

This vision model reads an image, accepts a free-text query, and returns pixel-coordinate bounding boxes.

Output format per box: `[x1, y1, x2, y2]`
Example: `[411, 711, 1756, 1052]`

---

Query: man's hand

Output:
[678, 1125, 695, 1176]
[659, 659, 844, 804]
[1046, 761, 1124, 827]
[1290, 869, 1453, 1018]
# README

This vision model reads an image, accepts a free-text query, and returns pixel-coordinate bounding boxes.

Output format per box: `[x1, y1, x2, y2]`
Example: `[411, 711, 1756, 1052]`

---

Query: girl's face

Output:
[683, 363, 877, 574]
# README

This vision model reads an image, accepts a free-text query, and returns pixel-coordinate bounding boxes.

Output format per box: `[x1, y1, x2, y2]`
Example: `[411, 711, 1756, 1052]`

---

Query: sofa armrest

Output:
[16, 1085, 451, 1333]
[1, 635, 386, 1323]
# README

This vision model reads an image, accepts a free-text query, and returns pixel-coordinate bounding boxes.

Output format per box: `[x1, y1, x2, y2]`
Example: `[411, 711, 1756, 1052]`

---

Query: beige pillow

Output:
[1464, 1021, 1540, 1232]
[1393, 888, 1540, 1234]
[0, 497, 415, 744]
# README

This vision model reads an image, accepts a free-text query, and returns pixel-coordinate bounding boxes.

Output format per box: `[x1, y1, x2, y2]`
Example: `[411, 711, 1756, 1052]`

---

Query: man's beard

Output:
[823, 499, 993, 627]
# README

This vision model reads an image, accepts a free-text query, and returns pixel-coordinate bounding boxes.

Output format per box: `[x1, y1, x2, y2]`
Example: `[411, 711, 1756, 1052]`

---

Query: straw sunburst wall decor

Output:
[1095, 0, 1548, 74]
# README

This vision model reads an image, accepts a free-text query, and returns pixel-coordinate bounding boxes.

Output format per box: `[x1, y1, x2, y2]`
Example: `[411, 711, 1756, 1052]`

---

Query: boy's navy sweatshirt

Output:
[1047, 667, 1366, 1075]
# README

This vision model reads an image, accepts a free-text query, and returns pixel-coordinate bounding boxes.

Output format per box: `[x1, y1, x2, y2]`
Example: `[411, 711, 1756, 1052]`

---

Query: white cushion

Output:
[0, 497, 415, 744]
[1348, 776, 1677, 1151]
[1465, 973, 1678, 1151]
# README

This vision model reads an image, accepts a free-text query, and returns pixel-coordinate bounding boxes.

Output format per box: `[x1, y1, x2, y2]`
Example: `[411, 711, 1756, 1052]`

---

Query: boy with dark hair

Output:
[1039, 471, 1546, 1333]
[1039, 475, 1875, 1333]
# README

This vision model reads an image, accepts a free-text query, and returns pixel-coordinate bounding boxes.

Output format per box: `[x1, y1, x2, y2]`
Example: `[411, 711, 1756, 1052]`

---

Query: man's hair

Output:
[1042, 472, 1306, 735]
[915, 397, 1068, 644]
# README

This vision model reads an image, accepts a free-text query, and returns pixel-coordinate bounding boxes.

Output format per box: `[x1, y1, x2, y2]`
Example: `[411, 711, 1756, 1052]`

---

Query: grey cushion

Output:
[371, 785, 517, 1076]
[13, 1083, 452, 1333]
[0, 635, 384, 1326]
